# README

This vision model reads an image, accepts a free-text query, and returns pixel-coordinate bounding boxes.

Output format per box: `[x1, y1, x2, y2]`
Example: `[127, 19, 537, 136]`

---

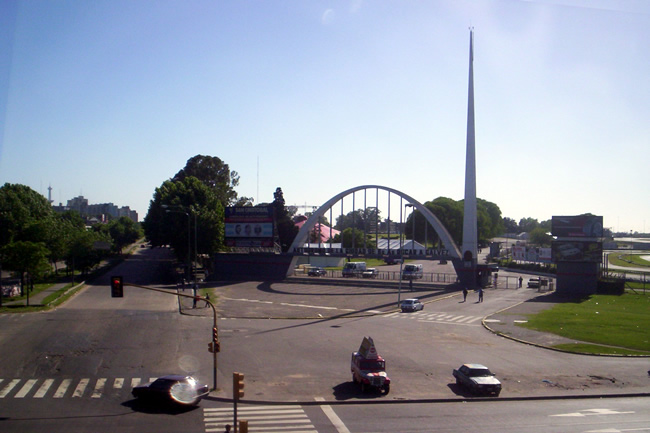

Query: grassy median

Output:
[519, 292, 650, 355]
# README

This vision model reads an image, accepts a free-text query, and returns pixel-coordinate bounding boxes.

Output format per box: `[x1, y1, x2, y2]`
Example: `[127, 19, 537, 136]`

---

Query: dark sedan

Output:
[132, 375, 209, 406]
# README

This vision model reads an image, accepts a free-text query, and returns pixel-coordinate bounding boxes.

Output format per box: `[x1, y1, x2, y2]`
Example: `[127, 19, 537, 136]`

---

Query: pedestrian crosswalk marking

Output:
[0, 379, 20, 398]
[34, 378, 54, 398]
[0, 376, 166, 400]
[203, 405, 317, 433]
[385, 311, 482, 325]
[54, 378, 71, 398]
[73, 378, 89, 397]
[91, 378, 106, 398]
[15, 379, 37, 398]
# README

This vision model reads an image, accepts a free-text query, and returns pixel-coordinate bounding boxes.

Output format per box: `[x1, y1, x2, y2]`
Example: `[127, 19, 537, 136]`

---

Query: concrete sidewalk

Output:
[2, 280, 86, 307]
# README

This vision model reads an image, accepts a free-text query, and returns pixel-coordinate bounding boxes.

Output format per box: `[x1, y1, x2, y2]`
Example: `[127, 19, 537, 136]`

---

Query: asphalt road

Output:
[1, 246, 649, 433]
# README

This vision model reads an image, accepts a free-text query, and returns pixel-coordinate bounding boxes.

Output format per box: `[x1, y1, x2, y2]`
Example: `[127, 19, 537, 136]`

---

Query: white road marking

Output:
[15, 379, 38, 398]
[72, 378, 89, 398]
[53, 379, 71, 398]
[316, 396, 351, 433]
[34, 379, 54, 398]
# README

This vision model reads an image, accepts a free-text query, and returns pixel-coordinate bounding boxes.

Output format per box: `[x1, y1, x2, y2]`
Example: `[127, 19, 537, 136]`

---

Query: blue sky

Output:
[1, 0, 649, 233]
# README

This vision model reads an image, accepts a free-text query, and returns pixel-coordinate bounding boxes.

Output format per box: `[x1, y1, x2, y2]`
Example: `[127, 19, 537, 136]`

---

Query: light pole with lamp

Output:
[397, 204, 415, 308]
[162, 205, 191, 281]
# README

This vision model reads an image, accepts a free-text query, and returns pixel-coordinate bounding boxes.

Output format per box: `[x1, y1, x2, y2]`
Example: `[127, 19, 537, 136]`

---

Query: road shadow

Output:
[332, 381, 390, 401]
[122, 398, 201, 415]
[446, 383, 500, 398]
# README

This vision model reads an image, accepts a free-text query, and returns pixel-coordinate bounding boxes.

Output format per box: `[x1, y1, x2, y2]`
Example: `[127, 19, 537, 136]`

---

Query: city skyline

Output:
[1, 1, 649, 233]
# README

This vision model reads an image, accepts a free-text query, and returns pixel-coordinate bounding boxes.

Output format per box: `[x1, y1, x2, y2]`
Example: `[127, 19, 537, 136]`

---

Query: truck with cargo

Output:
[350, 336, 390, 394]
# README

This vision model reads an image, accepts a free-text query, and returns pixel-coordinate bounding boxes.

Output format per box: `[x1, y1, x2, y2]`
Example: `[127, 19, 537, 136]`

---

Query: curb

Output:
[204, 391, 650, 406]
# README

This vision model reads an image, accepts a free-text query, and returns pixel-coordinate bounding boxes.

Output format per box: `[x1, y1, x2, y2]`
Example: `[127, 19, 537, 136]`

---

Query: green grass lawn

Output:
[608, 253, 650, 268]
[519, 293, 650, 354]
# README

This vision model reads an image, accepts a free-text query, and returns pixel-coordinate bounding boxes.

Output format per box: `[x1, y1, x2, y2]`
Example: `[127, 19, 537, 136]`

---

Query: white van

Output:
[402, 263, 423, 280]
[342, 262, 367, 277]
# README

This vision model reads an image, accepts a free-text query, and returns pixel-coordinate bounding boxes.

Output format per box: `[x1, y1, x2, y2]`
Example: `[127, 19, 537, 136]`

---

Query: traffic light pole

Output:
[115, 282, 219, 391]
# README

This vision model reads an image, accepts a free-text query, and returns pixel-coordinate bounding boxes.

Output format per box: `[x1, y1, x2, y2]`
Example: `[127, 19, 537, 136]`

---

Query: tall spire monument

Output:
[461, 29, 478, 287]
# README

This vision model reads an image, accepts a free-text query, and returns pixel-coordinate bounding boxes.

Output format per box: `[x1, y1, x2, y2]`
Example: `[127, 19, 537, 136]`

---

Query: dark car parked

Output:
[132, 375, 209, 406]
[308, 267, 327, 276]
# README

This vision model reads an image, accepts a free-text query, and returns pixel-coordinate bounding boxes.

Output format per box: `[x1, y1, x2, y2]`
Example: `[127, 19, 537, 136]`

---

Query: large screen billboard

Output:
[552, 215, 603, 238]
[552, 241, 602, 262]
[225, 206, 274, 248]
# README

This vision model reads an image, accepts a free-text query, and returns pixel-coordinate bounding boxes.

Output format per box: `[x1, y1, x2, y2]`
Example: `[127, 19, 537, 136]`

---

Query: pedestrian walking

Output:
[204, 292, 210, 307]
[518, 276, 523, 288]
[223, 424, 231, 433]
[462, 288, 468, 302]
[478, 287, 484, 303]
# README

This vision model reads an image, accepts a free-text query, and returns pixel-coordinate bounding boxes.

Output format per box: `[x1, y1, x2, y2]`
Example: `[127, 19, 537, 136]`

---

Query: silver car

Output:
[400, 298, 424, 312]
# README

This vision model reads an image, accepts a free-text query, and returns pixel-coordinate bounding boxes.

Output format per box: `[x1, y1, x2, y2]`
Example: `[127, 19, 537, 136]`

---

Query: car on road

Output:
[452, 364, 501, 396]
[400, 298, 424, 312]
[362, 268, 378, 278]
[527, 277, 541, 288]
[308, 267, 327, 277]
[132, 375, 209, 406]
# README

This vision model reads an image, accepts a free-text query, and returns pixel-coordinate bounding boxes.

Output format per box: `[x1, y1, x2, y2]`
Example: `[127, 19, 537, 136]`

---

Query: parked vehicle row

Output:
[350, 337, 501, 398]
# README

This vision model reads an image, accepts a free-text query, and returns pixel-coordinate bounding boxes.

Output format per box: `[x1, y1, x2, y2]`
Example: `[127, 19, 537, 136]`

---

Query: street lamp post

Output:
[163, 205, 191, 280]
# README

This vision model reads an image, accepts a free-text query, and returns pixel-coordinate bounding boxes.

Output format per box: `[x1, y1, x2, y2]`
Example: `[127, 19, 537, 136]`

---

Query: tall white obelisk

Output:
[461, 29, 478, 284]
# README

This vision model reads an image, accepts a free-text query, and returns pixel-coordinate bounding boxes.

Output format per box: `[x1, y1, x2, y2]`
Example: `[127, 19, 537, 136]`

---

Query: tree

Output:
[502, 217, 518, 234]
[1, 241, 50, 299]
[143, 176, 225, 261]
[335, 207, 381, 233]
[272, 187, 298, 252]
[0, 183, 53, 248]
[173, 155, 249, 207]
[106, 217, 142, 253]
[332, 228, 377, 249]
[518, 217, 539, 233]
[529, 227, 552, 246]
[65, 230, 111, 275]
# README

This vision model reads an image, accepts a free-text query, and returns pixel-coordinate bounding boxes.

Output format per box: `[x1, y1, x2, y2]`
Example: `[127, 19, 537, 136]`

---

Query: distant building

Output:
[52, 195, 138, 222]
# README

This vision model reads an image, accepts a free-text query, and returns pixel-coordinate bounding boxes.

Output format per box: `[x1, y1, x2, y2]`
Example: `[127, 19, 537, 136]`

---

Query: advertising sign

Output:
[225, 206, 274, 248]
[552, 241, 602, 262]
[552, 215, 603, 238]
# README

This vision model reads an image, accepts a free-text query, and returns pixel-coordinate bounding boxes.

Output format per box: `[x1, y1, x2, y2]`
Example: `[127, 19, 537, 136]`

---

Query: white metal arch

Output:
[288, 185, 461, 259]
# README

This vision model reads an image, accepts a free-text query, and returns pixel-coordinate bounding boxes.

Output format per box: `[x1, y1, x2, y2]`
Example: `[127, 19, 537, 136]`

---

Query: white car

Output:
[400, 298, 424, 312]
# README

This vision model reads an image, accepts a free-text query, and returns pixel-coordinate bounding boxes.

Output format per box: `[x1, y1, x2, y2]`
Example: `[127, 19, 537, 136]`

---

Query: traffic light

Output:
[208, 342, 214, 353]
[233, 372, 244, 400]
[213, 327, 218, 342]
[111, 276, 123, 298]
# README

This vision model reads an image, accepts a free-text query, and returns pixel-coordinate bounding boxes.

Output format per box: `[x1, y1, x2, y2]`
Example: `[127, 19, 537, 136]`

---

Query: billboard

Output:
[552, 241, 602, 263]
[225, 206, 274, 248]
[552, 215, 603, 238]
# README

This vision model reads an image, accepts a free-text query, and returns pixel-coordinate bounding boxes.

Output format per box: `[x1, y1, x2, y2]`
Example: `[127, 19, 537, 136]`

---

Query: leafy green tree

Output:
[106, 217, 142, 253]
[0, 183, 53, 247]
[518, 217, 539, 233]
[65, 230, 111, 275]
[143, 176, 224, 261]
[173, 155, 250, 207]
[335, 207, 381, 233]
[1, 241, 51, 298]
[332, 228, 377, 249]
[272, 187, 298, 252]
[502, 217, 518, 233]
[529, 227, 552, 246]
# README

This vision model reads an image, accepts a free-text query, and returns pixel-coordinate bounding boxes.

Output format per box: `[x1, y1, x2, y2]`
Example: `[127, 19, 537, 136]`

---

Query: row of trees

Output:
[0, 183, 142, 295]
[142, 155, 299, 263]
[323, 197, 504, 249]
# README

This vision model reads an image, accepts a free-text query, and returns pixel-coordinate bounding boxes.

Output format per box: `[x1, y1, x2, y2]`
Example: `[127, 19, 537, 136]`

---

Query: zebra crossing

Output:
[384, 310, 485, 326]
[203, 405, 317, 433]
[0, 376, 158, 400]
